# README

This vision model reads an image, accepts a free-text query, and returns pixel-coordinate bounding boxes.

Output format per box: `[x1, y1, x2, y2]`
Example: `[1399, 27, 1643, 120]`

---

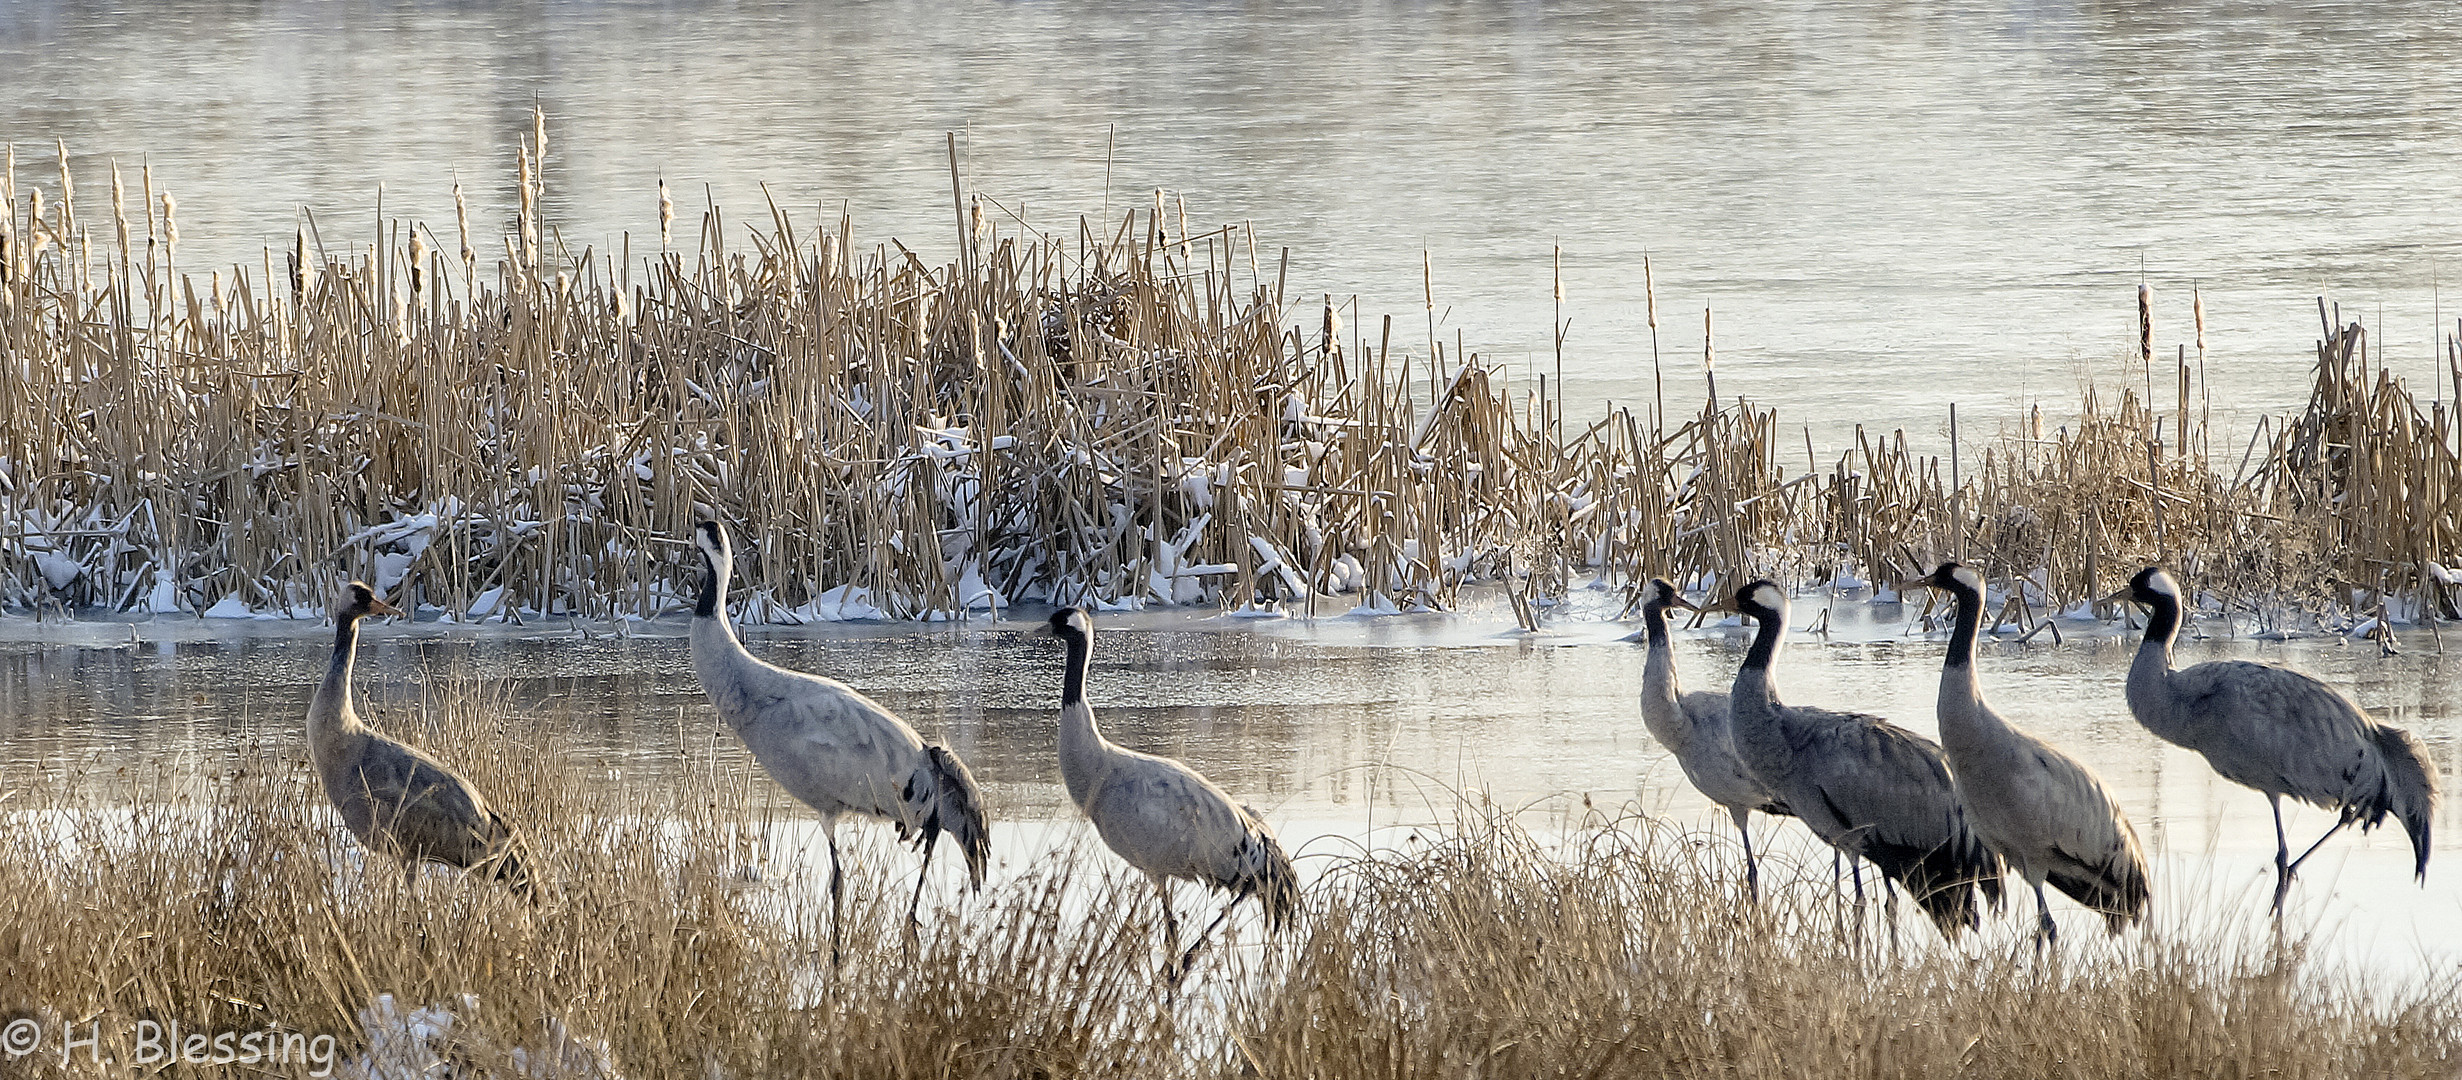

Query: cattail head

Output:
[658, 178, 674, 247]
[210, 269, 225, 312]
[2193, 286, 2207, 352]
[291, 225, 313, 300]
[29, 190, 49, 260]
[517, 146, 538, 267]
[109, 164, 128, 255]
[1644, 255, 1658, 331]
[160, 192, 178, 249]
[1703, 302, 1715, 370]
[2137, 282, 2153, 367]
[452, 178, 474, 271]
[408, 229, 429, 299]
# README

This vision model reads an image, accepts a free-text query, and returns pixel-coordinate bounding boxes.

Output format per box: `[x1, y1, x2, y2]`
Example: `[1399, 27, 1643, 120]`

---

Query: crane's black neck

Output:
[1641, 600, 1671, 646]
[2140, 587, 2182, 650]
[695, 547, 724, 619]
[1943, 579, 1981, 669]
[1060, 628, 1089, 705]
[1742, 606, 1783, 671]
[329, 609, 363, 678]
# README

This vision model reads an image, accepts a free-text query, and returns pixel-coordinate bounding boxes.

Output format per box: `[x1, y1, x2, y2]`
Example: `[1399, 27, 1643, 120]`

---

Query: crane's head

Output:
[1904, 561, 1984, 600]
[1047, 606, 1093, 644]
[693, 520, 731, 566]
[1732, 580, 1788, 624]
[2127, 566, 2180, 607]
[341, 581, 405, 622]
[1641, 577, 1696, 615]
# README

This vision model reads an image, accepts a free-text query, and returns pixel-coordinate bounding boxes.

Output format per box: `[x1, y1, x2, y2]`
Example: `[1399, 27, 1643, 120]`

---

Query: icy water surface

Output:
[3, 595, 2457, 979]
[6, 2, 2462, 446]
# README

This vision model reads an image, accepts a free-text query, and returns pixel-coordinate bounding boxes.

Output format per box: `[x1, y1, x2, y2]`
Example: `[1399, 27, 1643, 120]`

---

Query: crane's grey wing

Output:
[2169, 661, 2382, 806]
[1997, 733, 2149, 924]
[1085, 756, 1252, 881]
[348, 739, 520, 870]
[1783, 708, 2003, 929]
[1782, 709, 1960, 847]
[729, 670, 927, 818]
[1678, 690, 1787, 817]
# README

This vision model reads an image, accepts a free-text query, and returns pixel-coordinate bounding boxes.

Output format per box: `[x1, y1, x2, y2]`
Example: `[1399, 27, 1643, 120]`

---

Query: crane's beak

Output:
[1896, 576, 1937, 595]
[1665, 593, 1700, 612]
[367, 595, 408, 620]
[1694, 595, 1737, 615]
[2099, 587, 2135, 608]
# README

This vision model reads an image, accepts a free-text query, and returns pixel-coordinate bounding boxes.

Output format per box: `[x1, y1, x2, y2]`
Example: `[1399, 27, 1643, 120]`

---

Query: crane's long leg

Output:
[826, 821, 846, 969]
[2032, 880, 2057, 954]
[1179, 899, 1238, 978]
[1156, 878, 1186, 984]
[907, 830, 940, 931]
[1733, 807, 1761, 904]
[2284, 817, 2355, 879]
[2268, 794, 2292, 916]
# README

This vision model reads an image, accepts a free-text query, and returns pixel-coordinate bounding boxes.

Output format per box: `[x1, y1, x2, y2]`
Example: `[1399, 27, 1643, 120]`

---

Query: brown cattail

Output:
[408, 229, 429, 301]
[1703, 302, 1715, 371]
[517, 145, 538, 269]
[452, 177, 474, 272]
[290, 225, 312, 300]
[2193, 286, 2207, 353]
[2138, 282, 2153, 370]
[160, 192, 178, 250]
[658, 177, 674, 247]
[1645, 257, 1659, 332]
[109, 163, 128, 258]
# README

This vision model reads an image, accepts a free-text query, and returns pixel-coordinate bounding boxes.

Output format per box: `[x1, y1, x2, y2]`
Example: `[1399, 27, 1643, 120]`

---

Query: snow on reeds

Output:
[1, 138, 2456, 627]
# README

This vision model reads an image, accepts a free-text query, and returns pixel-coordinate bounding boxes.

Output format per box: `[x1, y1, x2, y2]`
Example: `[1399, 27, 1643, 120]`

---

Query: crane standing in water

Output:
[309, 581, 534, 898]
[2121, 566, 2437, 914]
[1724, 580, 2004, 937]
[1637, 577, 1791, 901]
[1909, 562, 2149, 947]
[1044, 607, 1299, 981]
[689, 520, 990, 962]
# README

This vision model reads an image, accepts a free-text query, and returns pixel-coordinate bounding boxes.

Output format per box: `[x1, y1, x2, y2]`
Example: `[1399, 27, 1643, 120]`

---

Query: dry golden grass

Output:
[1, 678, 2455, 1078]
[3, 128, 2457, 630]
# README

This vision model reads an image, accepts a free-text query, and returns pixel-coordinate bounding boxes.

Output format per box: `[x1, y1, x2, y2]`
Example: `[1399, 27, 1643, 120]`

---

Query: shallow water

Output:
[7, 2, 2462, 447]
[4, 596, 2456, 979]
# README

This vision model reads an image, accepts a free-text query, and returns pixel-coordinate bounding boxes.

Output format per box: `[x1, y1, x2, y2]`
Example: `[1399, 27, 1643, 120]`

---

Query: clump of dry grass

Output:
[2, 679, 2456, 1078]
[1, 125, 2455, 631]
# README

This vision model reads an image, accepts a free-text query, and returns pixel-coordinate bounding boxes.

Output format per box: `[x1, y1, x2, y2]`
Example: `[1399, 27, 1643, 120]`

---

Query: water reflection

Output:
[3, 602, 2455, 972]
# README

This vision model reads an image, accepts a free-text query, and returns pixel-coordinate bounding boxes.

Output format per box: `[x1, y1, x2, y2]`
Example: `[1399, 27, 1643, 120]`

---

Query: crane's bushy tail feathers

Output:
[922, 743, 992, 889]
[2369, 724, 2439, 880]
[485, 815, 539, 903]
[2046, 862, 2149, 934]
[1866, 835, 2002, 937]
[1211, 805, 1300, 933]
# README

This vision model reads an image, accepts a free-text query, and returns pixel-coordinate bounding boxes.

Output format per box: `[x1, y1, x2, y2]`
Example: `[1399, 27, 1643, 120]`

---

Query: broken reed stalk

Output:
[0, 136, 2451, 626]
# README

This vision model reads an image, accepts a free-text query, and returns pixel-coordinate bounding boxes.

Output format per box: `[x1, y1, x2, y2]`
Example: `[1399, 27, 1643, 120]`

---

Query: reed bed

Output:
[1, 677, 2455, 1078]
[3, 132, 2458, 627]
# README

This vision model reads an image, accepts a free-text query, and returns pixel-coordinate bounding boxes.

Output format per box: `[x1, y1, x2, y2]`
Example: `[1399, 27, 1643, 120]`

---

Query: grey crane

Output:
[689, 520, 990, 960]
[1724, 580, 2004, 937]
[2121, 566, 2438, 914]
[1638, 577, 1791, 900]
[309, 581, 533, 897]
[1908, 563, 2149, 946]
[1045, 607, 1299, 981]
